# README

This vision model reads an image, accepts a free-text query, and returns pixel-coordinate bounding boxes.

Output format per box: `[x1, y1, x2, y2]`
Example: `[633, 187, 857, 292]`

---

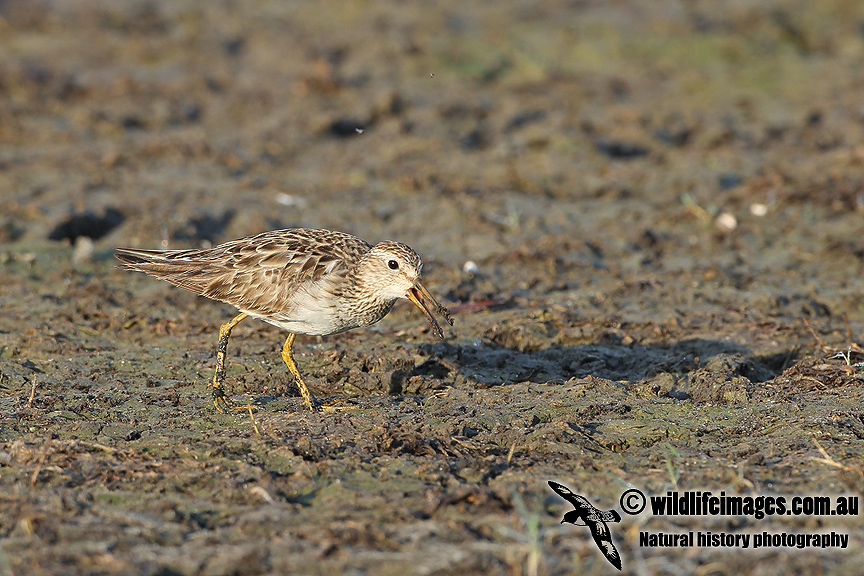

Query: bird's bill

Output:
[406, 281, 453, 339]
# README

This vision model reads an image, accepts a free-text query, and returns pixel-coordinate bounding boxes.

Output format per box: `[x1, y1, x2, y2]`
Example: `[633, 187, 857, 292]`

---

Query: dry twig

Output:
[811, 436, 853, 472]
[802, 318, 830, 353]
[29, 439, 51, 487]
[803, 317, 864, 367]
[247, 400, 260, 436]
[26, 374, 37, 408]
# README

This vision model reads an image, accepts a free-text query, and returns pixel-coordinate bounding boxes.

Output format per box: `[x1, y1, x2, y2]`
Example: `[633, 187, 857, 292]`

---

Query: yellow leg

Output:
[211, 312, 248, 412]
[281, 333, 319, 411]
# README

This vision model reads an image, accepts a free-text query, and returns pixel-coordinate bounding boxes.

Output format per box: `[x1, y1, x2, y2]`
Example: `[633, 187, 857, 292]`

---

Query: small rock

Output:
[72, 236, 94, 263]
[716, 212, 737, 231]
[462, 260, 478, 276]
[750, 203, 768, 217]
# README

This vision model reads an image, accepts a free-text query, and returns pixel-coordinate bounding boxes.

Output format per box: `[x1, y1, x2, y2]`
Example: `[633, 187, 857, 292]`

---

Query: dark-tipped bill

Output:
[406, 281, 454, 339]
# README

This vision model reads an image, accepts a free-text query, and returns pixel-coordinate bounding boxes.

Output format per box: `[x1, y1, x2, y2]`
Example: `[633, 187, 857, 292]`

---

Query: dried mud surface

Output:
[2, 1, 864, 575]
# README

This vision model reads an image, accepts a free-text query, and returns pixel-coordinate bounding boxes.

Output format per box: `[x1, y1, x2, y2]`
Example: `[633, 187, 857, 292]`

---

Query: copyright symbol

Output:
[620, 488, 646, 515]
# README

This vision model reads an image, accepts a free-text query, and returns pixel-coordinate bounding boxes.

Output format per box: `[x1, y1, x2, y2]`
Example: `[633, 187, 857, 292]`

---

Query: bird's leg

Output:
[281, 333, 320, 412]
[211, 312, 248, 412]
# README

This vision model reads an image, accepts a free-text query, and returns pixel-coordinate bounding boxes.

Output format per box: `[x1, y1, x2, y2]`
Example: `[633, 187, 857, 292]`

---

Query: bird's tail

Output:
[115, 247, 199, 269]
[114, 247, 216, 296]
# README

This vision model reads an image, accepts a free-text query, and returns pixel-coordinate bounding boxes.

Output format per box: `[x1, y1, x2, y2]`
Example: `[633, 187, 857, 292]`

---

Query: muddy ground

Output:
[2, 1, 864, 575]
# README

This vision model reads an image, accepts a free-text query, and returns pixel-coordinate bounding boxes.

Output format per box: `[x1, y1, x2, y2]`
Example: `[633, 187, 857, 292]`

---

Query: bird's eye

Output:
[388, 259, 399, 270]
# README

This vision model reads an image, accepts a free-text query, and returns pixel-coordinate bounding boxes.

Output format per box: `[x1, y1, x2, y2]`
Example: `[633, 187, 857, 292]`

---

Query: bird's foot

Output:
[294, 386, 356, 413]
[212, 385, 251, 413]
[295, 380, 323, 413]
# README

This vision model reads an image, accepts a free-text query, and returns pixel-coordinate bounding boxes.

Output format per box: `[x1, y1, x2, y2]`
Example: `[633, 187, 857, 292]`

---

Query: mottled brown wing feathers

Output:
[116, 229, 372, 316]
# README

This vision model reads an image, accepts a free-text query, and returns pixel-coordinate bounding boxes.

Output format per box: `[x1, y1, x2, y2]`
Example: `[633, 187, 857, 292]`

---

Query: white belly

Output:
[238, 276, 395, 336]
[248, 310, 343, 336]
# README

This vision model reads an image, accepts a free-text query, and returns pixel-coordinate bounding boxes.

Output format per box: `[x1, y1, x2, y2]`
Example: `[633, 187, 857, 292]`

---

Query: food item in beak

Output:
[406, 282, 453, 339]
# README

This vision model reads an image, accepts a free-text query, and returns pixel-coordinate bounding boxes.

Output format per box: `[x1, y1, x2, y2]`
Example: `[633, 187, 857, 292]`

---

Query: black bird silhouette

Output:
[548, 481, 622, 571]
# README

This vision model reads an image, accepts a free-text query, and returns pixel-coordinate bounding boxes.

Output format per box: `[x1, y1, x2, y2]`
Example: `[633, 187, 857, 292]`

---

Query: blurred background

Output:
[2, 0, 862, 278]
[2, 1, 864, 575]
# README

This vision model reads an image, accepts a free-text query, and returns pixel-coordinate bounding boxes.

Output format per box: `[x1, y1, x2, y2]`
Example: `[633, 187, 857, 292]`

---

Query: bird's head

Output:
[359, 241, 453, 338]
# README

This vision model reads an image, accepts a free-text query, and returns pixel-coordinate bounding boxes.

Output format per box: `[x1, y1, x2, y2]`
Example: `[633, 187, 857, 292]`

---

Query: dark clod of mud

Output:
[48, 208, 125, 243]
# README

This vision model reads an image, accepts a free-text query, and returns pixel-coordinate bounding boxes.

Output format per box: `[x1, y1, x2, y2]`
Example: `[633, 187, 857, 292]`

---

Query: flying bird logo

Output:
[548, 481, 622, 571]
